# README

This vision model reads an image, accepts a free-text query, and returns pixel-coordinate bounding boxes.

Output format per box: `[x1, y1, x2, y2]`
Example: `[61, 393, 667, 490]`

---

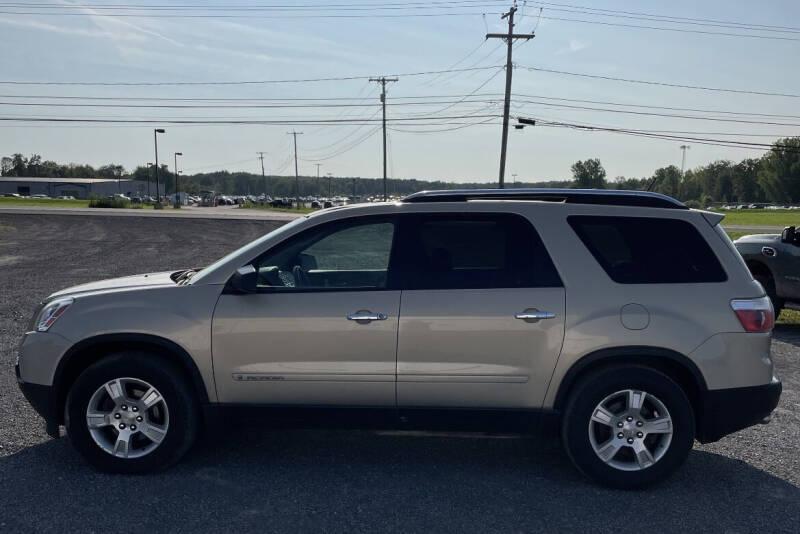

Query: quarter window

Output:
[568, 216, 727, 284]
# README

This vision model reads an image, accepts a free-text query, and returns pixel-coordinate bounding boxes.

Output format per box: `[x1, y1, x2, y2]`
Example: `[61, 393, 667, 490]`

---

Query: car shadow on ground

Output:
[775, 323, 800, 347]
[1, 428, 798, 532]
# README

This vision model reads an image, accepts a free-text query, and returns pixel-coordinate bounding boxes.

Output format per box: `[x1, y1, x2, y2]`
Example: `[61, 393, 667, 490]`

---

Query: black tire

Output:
[65, 351, 200, 474]
[754, 273, 783, 319]
[561, 365, 695, 489]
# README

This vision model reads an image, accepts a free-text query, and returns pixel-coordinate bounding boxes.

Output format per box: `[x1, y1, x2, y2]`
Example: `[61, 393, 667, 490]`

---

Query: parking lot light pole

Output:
[173, 152, 182, 207]
[153, 129, 165, 205]
[146, 162, 153, 196]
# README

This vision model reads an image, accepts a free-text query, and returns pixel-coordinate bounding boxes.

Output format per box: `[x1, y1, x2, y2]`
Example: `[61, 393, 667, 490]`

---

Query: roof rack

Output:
[402, 188, 687, 210]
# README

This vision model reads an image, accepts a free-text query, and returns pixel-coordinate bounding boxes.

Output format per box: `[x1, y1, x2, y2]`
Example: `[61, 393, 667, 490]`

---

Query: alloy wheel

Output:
[587, 389, 673, 471]
[85, 377, 170, 459]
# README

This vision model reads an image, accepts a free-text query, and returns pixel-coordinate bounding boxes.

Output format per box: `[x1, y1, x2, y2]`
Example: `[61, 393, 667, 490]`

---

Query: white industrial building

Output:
[0, 177, 163, 199]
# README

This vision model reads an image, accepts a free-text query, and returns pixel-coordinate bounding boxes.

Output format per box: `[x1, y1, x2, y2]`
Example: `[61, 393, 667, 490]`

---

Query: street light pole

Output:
[680, 145, 691, 177]
[146, 162, 152, 197]
[173, 152, 183, 207]
[153, 128, 165, 205]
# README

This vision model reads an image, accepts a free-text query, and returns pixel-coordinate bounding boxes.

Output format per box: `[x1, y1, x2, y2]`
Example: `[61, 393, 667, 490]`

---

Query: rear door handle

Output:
[347, 312, 388, 322]
[515, 310, 556, 322]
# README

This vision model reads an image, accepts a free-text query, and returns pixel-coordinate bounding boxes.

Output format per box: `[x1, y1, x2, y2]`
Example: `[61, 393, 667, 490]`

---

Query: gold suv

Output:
[16, 189, 781, 488]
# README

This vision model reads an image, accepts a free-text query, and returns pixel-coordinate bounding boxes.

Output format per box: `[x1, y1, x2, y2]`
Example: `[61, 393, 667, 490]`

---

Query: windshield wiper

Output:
[173, 268, 200, 285]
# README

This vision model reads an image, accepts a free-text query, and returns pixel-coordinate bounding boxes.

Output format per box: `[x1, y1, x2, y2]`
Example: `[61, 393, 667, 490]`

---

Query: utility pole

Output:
[487, 3, 534, 188]
[512, 173, 518, 187]
[352, 178, 357, 203]
[327, 172, 333, 198]
[370, 76, 398, 201]
[315, 163, 322, 196]
[287, 131, 303, 208]
[680, 145, 691, 177]
[257, 151, 267, 202]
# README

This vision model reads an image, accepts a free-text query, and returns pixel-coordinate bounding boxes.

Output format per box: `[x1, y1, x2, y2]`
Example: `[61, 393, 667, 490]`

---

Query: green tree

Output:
[758, 137, 800, 203]
[571, 158, 607, 189]
[649, 165, 682, 198]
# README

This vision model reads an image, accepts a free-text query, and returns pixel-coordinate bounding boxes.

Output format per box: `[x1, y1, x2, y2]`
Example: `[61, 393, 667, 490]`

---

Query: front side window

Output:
[397, 213, 562, 290]
[253, 217, 396, 291]
[568, 216, 727, 284]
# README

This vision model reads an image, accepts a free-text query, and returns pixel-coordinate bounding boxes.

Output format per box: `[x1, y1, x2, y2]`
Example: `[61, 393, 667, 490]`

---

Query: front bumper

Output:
[696, 376, 782, 443]
[16, 359, 59, 438]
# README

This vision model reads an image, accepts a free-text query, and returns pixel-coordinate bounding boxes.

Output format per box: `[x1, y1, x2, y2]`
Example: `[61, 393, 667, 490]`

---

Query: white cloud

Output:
[0, 17, 146, 42]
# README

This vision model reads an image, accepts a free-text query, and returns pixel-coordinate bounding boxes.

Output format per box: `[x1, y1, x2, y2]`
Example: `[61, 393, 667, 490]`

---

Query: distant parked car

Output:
[2, 193, 22, 198]
[58, 195, 75, 200]
[735, 226, 800, 317]
[30, 194, 50, 199]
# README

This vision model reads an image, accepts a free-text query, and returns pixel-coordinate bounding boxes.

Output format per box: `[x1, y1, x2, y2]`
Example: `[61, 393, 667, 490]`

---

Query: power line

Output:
[513, 98, 800, 126]
[522, 116, 800, 153]
[301, 126, 382, 162]
[0, 65, 501, 86]
[526, 1, 800, 33]
[0, 8, 506, 19]
[521, 65, 800, 98]
[532, 14, 800, 42]
[2, 91, 795, 120]
[388, 115, 499, 132]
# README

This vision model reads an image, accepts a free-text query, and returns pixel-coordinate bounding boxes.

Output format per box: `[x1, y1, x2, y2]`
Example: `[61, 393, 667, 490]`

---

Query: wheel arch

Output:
[745, 258, 774, 280]
[552, 346, 708, 419]
[53, 333, 209, 425]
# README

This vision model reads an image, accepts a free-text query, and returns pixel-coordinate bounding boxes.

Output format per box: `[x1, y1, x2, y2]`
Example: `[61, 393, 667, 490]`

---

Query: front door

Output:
[212, 216, 400, 406]
[395, 212, 566, 409]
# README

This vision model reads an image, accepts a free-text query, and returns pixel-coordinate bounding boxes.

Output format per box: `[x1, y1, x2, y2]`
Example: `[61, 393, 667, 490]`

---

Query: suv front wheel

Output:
[561, 365, 695, 489]
[65, 351, 199, 473]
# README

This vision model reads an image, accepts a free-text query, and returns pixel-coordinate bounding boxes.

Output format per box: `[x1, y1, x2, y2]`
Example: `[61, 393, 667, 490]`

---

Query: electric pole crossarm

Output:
[486, 33, 535, 39]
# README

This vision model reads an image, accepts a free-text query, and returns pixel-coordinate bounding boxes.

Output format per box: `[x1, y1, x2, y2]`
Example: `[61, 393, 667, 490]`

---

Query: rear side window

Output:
[398, 213, 562, 290]
[568, 216, 727, 284]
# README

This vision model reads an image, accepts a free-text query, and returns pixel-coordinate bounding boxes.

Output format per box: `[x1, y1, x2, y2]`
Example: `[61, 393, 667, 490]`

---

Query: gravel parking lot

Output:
[0, 213, 798, 532]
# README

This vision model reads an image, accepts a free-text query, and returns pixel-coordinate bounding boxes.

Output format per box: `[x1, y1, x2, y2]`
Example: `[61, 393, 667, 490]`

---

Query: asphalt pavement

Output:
[0, 213, 797, 533]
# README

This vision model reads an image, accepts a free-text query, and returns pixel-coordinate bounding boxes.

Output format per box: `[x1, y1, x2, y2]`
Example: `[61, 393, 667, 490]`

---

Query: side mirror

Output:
[780, 226, 797, 245]
[229, 265, 258, 294]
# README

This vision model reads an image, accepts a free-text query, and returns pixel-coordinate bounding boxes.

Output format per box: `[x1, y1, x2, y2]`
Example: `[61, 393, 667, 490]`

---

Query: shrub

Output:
[88, 195, 130, 209]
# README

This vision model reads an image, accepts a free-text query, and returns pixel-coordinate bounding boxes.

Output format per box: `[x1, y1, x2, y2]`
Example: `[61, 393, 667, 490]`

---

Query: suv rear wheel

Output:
[561, 365, 694, 489]
[65, 351, 199, 473]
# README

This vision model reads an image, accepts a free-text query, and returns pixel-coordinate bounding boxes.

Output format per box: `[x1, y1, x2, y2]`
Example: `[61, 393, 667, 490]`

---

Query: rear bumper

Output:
[16, 359, 60, 438]
[696, 376, 782, 443]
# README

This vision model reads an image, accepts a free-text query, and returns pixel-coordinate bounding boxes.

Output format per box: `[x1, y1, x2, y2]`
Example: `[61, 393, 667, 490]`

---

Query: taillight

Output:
[731, 297, 774, 333]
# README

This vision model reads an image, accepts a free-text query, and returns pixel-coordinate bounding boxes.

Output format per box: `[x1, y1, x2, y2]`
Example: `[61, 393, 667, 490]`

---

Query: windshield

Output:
[189, 217, 307, 284]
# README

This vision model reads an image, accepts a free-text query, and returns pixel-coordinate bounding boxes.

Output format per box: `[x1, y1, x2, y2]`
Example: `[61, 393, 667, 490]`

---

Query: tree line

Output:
[3, 136, 799, 204]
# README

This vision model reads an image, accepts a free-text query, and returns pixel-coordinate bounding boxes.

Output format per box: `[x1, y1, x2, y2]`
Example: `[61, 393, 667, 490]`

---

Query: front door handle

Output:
[347, 311, 388, 322]
[515, 310, 556, 322]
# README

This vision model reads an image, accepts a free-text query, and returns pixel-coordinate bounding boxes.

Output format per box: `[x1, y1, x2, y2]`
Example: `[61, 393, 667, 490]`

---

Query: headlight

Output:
[36, 297, 73, 332]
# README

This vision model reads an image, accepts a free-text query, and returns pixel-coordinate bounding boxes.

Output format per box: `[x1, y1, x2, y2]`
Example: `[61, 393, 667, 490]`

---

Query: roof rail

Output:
[402, 188, 687, 210]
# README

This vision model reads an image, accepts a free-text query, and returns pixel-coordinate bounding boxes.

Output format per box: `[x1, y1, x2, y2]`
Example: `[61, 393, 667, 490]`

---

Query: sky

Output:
[0, 0, 799, 184]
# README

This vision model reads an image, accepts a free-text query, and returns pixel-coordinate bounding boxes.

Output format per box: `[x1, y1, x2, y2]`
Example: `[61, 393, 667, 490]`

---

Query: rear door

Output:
[395, 212, 566, 409]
